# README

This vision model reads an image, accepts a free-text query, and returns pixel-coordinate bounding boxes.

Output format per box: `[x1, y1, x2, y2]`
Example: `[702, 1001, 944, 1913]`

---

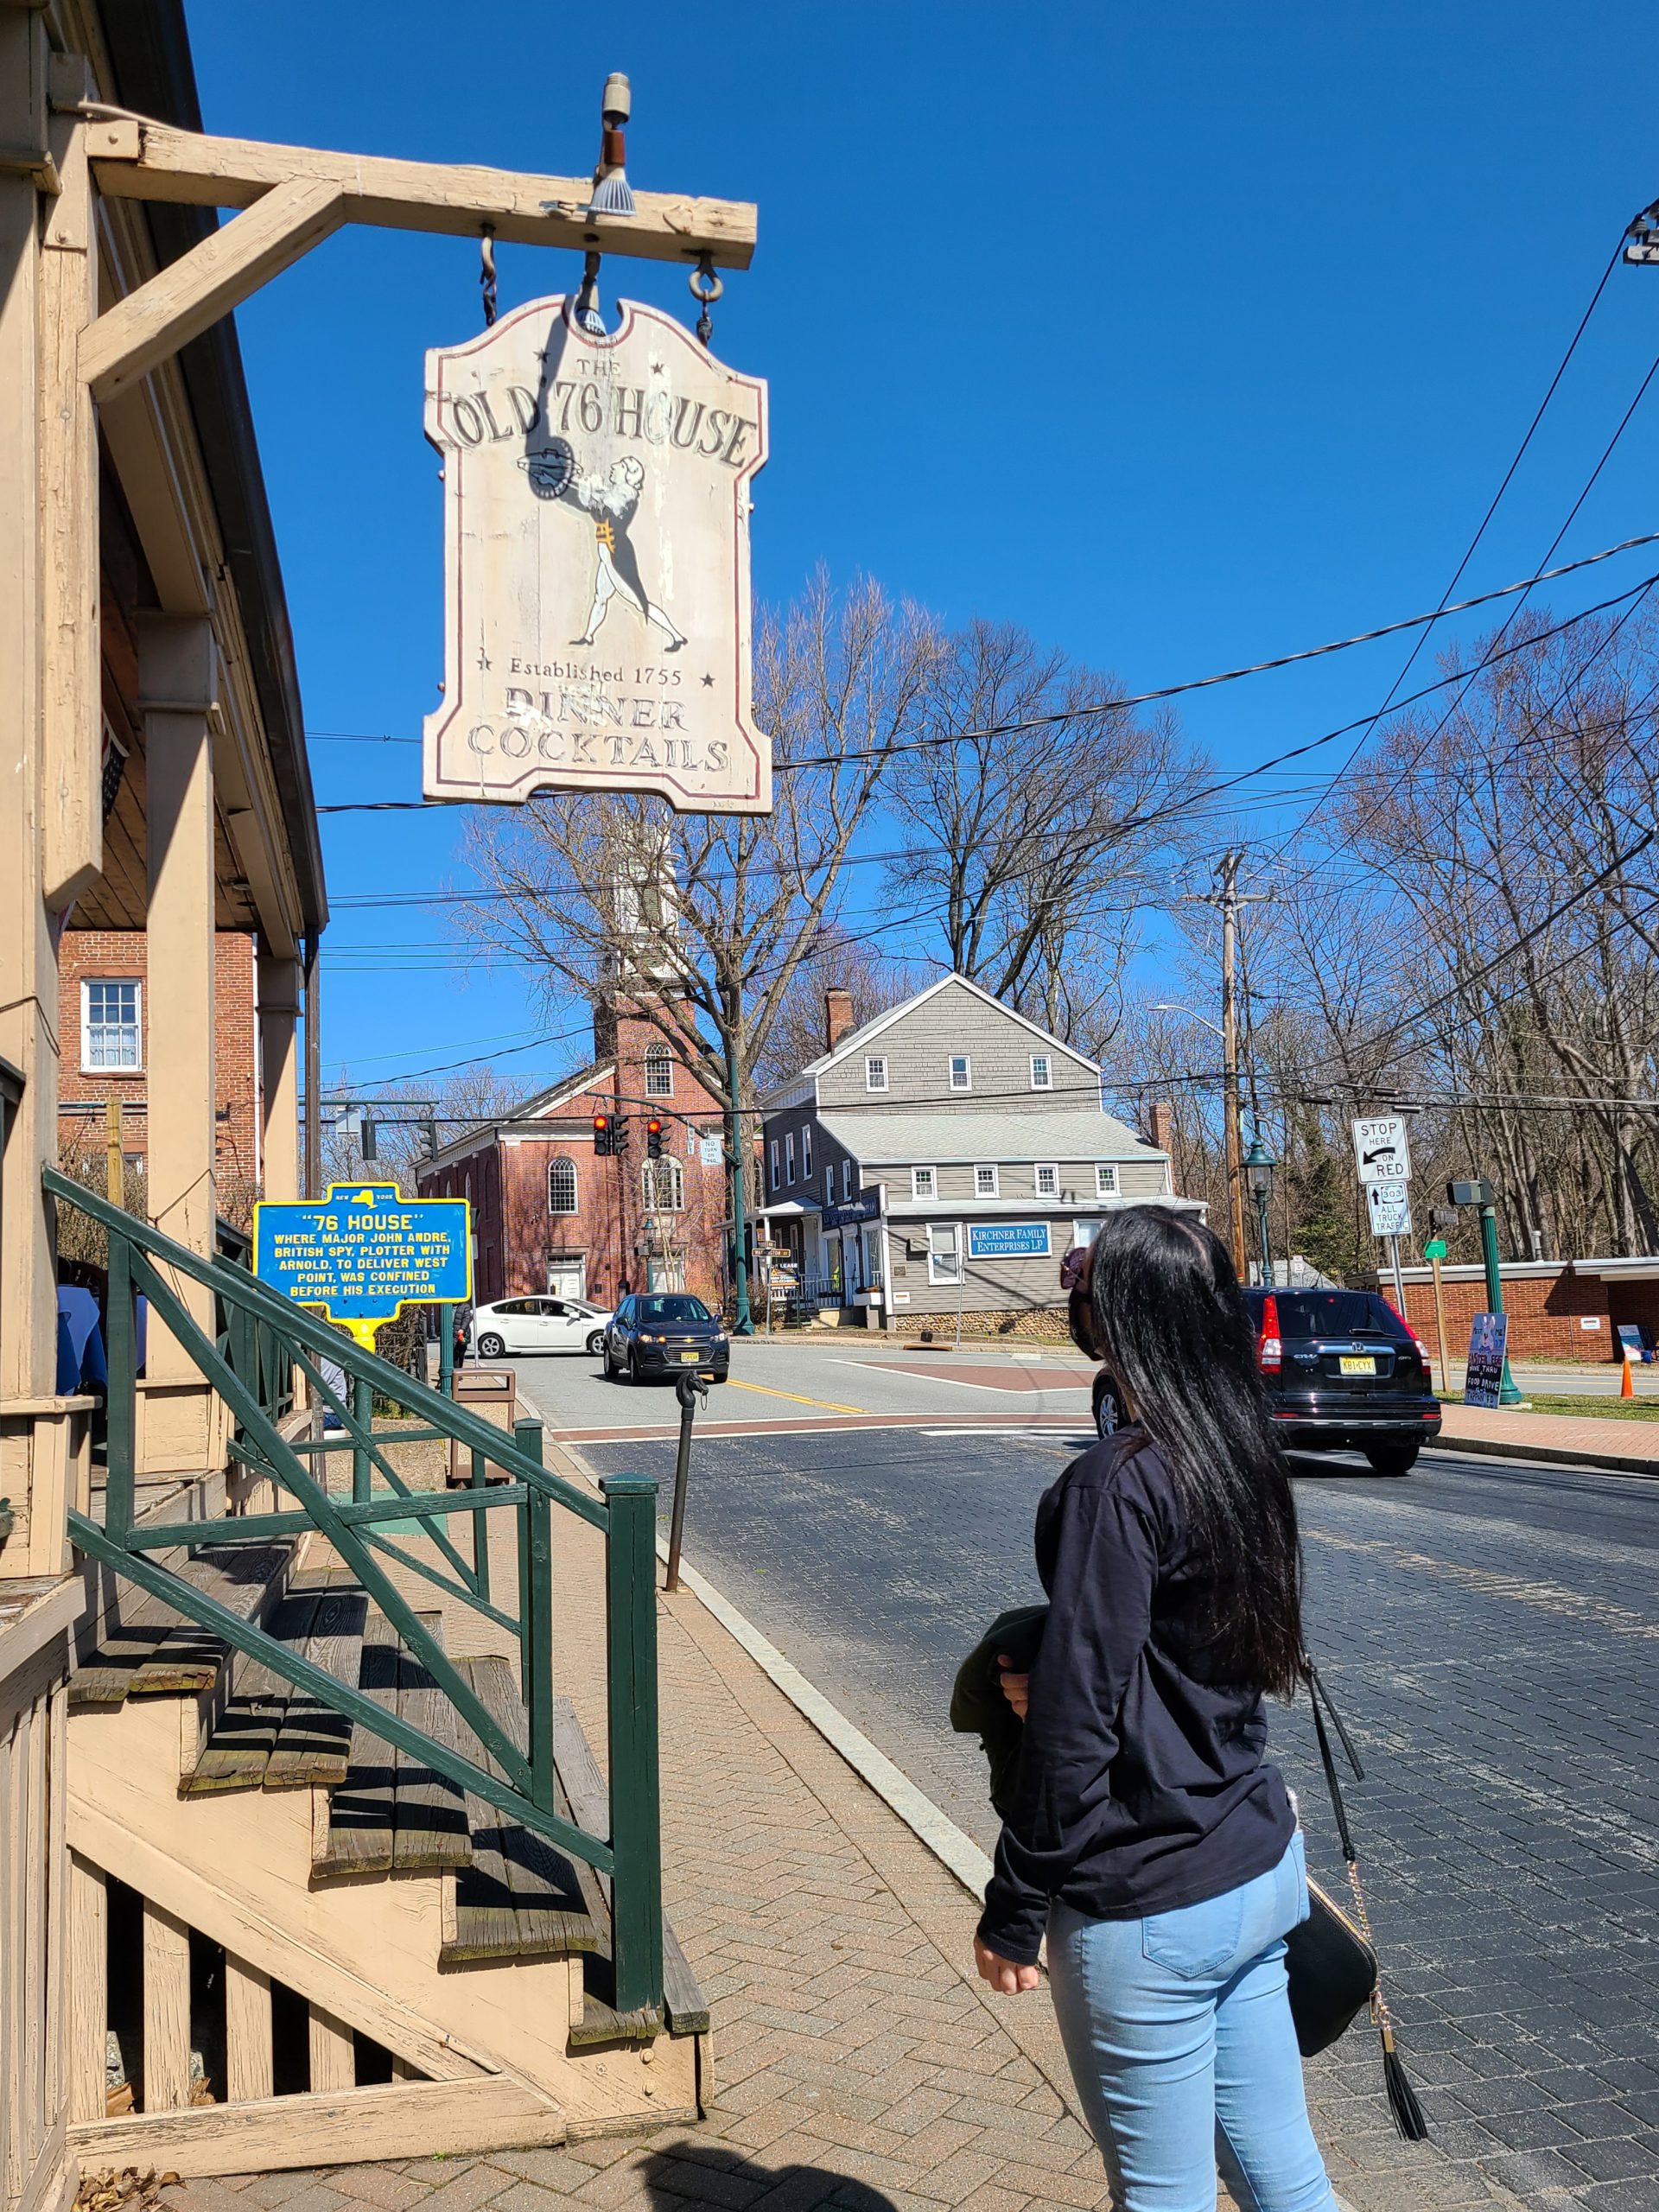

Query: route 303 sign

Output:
[423, 296, 772, 814]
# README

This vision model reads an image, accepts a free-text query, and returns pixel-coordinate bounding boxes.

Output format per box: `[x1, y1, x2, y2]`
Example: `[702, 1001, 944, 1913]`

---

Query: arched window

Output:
[547, 1157, 578, 1215]
[642, 1158, 684, 1213]
[644, 1042, 674, 1097]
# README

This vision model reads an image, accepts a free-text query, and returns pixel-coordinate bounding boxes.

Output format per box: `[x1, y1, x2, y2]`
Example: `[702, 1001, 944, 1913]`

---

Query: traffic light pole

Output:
[726, 1027, 753, 1334]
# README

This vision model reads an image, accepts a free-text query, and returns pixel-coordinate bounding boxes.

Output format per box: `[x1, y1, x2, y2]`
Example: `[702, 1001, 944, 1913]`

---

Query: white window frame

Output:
[802, 1124, 813, 1180]
[949, 1054, 972, 1093]
[1095, 1162, 1121, 1198]
[1030, 1053, 1052, 1091]
[546, 1156, 579, 1216]
[927, 1222, 964, 1286]
[865, 1054, 888, 1092]
[974, 1163, 1000, 1198]
[842, 1160, 853, 1203]
[770, 1137, 780, 1190]
[1034, 1162, 1058, 1198]
[644, 1041, 674, 1097]
[824, 1166, 835, 1207]
[80, 977, 142, 1073]
[912, 1165, 937, 1201]
[642, 1157, 684, 1213]
[785, 1130, 797, 1184]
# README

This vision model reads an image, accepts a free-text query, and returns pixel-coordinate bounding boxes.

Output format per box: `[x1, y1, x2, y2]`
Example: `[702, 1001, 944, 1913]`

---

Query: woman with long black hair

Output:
[975, 1205, 1337, 2210]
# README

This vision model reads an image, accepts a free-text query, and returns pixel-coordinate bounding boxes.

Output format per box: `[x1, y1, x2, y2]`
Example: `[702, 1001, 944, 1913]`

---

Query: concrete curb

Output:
[1436, 1433, 1659, 1479]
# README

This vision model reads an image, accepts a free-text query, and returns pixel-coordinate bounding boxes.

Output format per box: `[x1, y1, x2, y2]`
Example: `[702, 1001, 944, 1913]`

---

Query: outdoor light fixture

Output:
[587, 73, 636, 218]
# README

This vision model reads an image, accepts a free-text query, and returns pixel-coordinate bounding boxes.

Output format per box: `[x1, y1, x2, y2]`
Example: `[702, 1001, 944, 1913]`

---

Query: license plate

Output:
[679, 1351, 699, 1364]
[1339, 1356, 1376, 1376]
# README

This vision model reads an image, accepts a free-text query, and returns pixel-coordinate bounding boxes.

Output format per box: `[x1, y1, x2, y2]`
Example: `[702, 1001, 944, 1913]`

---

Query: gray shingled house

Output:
[758, 973, 1201, 1330]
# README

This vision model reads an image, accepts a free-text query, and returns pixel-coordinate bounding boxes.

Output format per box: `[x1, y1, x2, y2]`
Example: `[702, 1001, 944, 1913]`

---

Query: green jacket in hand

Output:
[949, 1603, 1049, 1819]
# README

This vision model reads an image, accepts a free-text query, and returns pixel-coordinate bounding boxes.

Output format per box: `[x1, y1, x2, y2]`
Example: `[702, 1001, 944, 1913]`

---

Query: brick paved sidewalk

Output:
[160, 1452, 1461, 2212]
[1438, 1402, 1659, 1474]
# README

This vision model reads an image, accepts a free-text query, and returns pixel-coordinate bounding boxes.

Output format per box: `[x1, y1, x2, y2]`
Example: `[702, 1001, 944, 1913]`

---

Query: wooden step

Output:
[71, 1541, 295, 1707]
[550, 1699, 708, 2042]
[314, 1610, 468, 1875]
[181, 1586, 367, 1795]
[442, 1656, 602, 1966]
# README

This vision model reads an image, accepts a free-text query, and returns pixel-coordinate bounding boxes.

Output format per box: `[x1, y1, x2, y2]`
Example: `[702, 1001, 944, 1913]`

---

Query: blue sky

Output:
[185, 3, 1659, 1098]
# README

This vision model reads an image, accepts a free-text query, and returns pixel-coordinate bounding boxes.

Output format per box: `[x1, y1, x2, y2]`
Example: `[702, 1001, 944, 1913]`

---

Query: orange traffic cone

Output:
[1622, 1350, 1636, 1399]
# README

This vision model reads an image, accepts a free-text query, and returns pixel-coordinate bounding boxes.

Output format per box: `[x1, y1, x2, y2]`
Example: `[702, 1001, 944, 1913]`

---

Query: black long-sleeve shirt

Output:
[976, 1427, 1295, 1966]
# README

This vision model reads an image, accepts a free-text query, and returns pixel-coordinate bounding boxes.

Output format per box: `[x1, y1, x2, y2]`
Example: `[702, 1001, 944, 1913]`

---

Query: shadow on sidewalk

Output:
[634, 2146, 898, 2212]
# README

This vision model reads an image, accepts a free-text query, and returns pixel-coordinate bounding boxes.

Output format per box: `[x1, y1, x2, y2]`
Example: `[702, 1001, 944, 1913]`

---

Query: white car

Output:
[468, 1295, 613, 1360]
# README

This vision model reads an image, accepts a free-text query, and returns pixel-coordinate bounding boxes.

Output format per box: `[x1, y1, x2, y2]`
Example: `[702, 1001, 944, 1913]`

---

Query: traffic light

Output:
[593, 1114, 612, 1156]
[645, 1117, 664, 1160]
[359, 1116, 377, 1160]
[613, 1115, 630, 1154]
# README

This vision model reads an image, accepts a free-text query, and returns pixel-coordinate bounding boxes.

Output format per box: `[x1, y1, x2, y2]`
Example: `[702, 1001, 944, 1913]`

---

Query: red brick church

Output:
[416, 998, 729, 1312]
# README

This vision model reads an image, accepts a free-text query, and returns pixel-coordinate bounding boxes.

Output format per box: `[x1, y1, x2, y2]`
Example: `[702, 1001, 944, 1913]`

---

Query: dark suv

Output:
[1091, 1287, 1440, 1475]
[603, 1293, 730, 1384]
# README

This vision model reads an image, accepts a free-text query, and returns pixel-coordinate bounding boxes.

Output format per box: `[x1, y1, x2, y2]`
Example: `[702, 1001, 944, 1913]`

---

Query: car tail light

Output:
[1403, 1323, 1428, 1363]
[1258, 1293, 1282, 1374]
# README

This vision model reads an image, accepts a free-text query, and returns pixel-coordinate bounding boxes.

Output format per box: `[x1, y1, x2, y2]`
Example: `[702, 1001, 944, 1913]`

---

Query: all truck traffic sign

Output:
[254, 1183, 471, 1348]
[1354, 1116, 1414, 1240]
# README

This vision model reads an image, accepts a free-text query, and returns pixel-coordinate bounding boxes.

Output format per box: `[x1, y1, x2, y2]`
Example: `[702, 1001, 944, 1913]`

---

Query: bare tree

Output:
[753, 928, 925, 1089]
[884, 620, 1209, 1046]
[461, 574, 939, 1303]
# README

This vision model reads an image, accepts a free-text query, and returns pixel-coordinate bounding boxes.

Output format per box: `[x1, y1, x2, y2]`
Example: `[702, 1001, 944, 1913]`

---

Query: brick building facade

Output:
[57, 927, 264, 1221]
[1377, 1258, 1659, 1364]
[416, 1005, 729, 1312]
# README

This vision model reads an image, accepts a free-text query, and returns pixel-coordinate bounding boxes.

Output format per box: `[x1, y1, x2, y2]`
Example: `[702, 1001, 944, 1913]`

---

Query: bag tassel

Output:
[1342, 1855, 1427, 2142]
[1382, 2018, 1428, 2142]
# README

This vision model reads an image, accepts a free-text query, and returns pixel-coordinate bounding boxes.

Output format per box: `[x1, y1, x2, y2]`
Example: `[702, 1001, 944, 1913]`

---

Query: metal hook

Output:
[479, 226, 498, 328]
[689, 251, 722, 347]
[575, 249, 606, 335]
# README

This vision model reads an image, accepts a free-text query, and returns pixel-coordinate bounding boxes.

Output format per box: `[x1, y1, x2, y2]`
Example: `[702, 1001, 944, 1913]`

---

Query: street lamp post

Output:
[1244, 1134, 1276, 1288]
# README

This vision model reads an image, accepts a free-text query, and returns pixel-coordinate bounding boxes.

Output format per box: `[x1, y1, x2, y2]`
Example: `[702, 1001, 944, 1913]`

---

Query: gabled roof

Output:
[423, 1060, 613, 1171]
[764, 973, 1101, 1108]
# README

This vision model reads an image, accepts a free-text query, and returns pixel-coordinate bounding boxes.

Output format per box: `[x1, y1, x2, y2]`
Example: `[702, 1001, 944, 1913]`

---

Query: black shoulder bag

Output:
[1286, 1662, 1427, 2142]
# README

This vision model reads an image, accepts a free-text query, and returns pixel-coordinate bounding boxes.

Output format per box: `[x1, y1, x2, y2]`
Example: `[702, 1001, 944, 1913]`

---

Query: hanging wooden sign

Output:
[422, 294, 771, 813]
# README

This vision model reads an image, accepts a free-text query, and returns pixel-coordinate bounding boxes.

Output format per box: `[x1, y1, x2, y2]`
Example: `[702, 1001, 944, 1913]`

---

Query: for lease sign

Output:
[255, 1182, 471, 1348]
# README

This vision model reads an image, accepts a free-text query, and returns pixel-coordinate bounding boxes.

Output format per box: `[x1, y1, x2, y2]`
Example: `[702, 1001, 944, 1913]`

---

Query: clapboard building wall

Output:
[760, 975, 1200, 1331]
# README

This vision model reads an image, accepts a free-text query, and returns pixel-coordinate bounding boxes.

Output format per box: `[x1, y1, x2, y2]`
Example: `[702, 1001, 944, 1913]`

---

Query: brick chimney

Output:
[824, 988, 855, 1052]
[1147, 1101, 1174, 1156]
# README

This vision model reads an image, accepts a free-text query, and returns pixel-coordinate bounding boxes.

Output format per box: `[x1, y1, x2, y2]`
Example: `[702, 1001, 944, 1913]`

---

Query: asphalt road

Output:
[574, 1414, 1659, 2210]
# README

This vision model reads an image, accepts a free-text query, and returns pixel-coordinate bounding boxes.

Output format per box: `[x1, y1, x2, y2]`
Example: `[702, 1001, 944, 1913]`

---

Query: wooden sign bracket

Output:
[76, 112, 757, 404]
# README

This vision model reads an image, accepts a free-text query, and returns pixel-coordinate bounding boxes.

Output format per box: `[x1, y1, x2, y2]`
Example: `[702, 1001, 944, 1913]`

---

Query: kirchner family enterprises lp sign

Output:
[255, 1184, 472, 1349]
[423, 295, 771, 813]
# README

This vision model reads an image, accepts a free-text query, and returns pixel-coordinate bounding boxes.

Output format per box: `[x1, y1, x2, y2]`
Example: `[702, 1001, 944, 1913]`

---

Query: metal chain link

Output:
[689, 251, 722, 348]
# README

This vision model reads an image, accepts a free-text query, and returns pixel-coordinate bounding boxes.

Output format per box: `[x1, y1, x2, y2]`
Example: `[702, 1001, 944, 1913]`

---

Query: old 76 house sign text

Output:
[423, 293, 772, 813]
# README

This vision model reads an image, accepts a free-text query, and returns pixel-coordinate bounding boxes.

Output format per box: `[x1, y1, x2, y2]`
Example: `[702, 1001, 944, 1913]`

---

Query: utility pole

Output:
[1184, 853, 1268, 1281]
[1219, 855, 1246, 1280]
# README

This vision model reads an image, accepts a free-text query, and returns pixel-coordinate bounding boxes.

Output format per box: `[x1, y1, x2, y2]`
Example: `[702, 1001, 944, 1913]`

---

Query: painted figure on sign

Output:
[562, 456, 685, 650]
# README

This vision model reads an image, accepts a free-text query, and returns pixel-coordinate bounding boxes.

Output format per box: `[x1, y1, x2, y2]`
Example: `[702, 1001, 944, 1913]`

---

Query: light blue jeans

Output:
[1046, 1834, 1338, 2211]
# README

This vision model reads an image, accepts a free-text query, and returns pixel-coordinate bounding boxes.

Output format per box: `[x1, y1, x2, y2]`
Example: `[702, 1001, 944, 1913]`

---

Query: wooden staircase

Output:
[63, 1538, 706, 2177]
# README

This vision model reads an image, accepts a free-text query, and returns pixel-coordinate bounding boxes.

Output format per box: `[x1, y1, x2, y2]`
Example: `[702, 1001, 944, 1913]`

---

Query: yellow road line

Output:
[723, 1377, 870, 1415]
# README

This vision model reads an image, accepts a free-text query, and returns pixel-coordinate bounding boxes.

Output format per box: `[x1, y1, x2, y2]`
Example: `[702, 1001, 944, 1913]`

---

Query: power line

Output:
[1257, 229, 1629, 863]
[302, 524, 1659, 803]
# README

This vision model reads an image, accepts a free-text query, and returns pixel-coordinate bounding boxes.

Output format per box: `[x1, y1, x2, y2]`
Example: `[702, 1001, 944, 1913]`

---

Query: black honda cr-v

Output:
[1091, 1286, 1440, 1475]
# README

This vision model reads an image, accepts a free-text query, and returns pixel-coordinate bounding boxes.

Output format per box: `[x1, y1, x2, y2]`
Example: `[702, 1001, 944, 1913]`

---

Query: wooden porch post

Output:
[139, 613, 219, 1476]
[257, 951, 301, 1203]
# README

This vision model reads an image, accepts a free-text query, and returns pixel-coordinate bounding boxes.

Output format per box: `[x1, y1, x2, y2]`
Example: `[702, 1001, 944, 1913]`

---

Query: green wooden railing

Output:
[46, 1167, 664, 2017]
